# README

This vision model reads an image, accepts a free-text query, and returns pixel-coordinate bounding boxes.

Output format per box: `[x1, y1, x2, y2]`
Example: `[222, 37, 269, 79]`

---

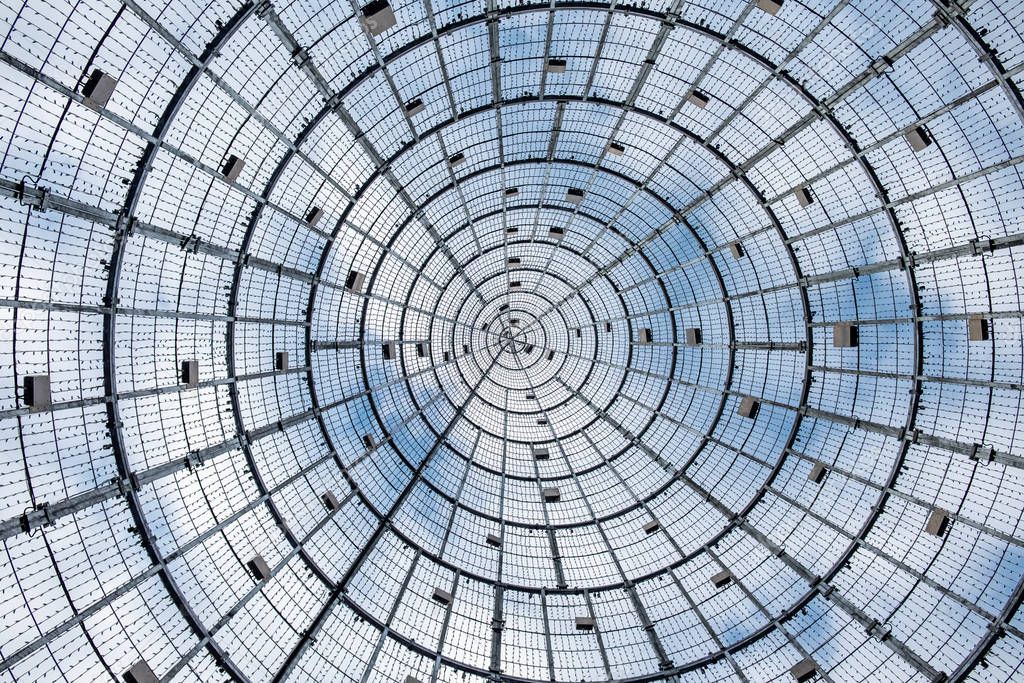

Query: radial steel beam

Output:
[525, 0, 717, 303]
[342, 148, 734, 487]
[576, 432, 676, 671]
[729, 499, 948, 682]
[162, 456, 426, 683]
[950, 575, 1024, 682]
[811, 363, 1024, 399]
[0, 292, 312, 326]
[702, 547, 839, 683]
[580, 589, 614, 679]
[704, 548, 839, 683]
[0, 179, 312, 284]
[579, 1, 614, 99]
[540, 589, 556, 681]
[489, 392, 511, 675]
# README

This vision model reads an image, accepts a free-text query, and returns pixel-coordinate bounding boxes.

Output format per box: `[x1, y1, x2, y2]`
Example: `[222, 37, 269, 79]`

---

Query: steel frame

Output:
[3, 0, 1018, 680]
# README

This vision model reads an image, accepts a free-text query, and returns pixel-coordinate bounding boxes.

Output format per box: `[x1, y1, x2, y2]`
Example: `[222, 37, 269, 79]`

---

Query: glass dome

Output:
[1, 0, 1023, 681]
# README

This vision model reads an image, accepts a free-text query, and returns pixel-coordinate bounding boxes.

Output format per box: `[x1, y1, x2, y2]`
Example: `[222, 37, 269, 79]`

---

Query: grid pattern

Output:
[0, 0, 1023, 681]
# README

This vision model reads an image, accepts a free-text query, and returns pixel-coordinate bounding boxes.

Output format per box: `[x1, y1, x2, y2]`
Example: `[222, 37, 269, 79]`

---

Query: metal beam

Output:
[271, 353, 503, 681]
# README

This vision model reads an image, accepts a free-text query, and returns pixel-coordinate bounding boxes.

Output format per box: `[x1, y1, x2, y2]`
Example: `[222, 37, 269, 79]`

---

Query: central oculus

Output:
[498, 325, 528, 353]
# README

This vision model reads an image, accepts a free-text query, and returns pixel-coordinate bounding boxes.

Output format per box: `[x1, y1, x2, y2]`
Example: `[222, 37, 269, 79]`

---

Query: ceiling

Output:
[0, 0, 1023, 681]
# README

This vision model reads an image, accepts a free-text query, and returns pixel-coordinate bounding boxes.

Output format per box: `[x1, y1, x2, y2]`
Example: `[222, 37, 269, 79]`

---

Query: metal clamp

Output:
[868, 55, 893, 76]
[15, 178, 50, 211]
[254, 0, 274, 19]
[292, 48, 311, 68]
[115, 212, 137, 238]
[970, 443, 995, 464]
[36, 502, 54, 528]
[185, 450, 203, 471]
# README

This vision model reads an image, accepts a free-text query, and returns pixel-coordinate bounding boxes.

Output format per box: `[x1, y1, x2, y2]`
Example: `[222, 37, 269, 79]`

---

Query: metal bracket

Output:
[970, 443, 995, 464]
[868, 55, 893, 76]
[114, 475, 139, 496]
[254, 0, 274, 19]
[970, 237, 994, 256]
[115, 212, 137, 238]
[292, 48, 311, 68]
[36, 502, 53, 528]
[180, 232, 201, 253]
[15, 178, 49, 211]
[867, 619, 892, 642]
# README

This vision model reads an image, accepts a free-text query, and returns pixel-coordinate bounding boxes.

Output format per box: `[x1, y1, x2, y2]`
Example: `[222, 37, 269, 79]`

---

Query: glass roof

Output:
[1, 0, 1023, 681]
